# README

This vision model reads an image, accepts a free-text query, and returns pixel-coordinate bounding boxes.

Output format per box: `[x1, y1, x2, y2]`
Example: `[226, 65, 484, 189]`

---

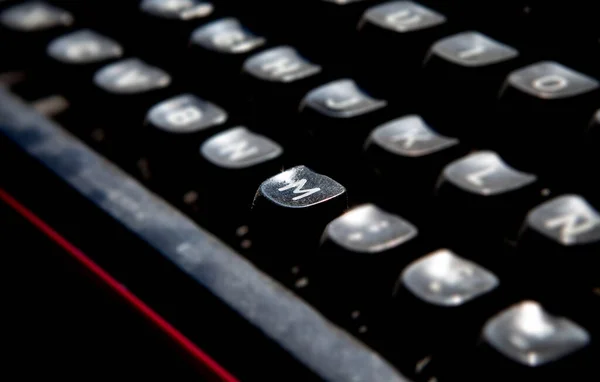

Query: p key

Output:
[435, 151, 539, 265]
[251, 165, 347, 263]
[496, 61, 599, 175]
[519, 195, 600, 290]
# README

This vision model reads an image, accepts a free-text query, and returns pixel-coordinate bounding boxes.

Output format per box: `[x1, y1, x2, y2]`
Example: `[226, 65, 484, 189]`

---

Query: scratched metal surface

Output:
[0, 88, 410, 382]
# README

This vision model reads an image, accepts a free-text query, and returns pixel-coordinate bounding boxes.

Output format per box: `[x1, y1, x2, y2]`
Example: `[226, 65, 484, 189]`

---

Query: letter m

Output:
[278, 179, 321, 201]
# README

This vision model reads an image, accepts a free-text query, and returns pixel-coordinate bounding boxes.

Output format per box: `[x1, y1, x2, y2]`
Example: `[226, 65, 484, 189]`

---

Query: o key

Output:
[496, 61, 599, 176]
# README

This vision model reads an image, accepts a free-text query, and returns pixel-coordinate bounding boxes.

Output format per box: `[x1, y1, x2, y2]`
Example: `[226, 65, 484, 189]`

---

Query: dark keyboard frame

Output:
[0, 86, 409, 382]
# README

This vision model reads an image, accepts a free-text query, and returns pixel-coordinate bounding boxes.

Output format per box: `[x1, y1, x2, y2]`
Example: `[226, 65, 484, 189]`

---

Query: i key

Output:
[519, 195, 600, 291]
[452, 301, 593, 380]
[435, 151, 539, 269]
[194, 127, 284, 235]
[242, 46, 324, 133]
[421, 31, 520, 139]
[251, 165, 347, 267]
[299, 79, 387, 183]
[390, 249, 503, 374]
[0, 1, 73, 70]
[317, 204, 424, 308]
[364, 115, 465, 219]
[138, 0, 215, 70]
[356, 1, 451, 99]
[143, 93, 228, 191]
[46, 29, 123, 98]
[495, 61, 599, 176]
[188, 18, 266, 105]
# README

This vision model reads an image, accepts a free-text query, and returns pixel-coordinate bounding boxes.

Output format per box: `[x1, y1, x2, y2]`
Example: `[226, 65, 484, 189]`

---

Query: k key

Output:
[365, 115, 465, 217]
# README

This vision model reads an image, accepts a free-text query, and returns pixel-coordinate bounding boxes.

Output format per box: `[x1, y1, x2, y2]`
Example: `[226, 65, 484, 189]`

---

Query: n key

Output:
[194, 127, 284, 234]
[252, 165, 347, 262]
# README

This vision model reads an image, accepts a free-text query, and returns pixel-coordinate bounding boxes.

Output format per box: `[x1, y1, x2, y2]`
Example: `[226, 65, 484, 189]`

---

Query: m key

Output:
[251, 165, 347, 268]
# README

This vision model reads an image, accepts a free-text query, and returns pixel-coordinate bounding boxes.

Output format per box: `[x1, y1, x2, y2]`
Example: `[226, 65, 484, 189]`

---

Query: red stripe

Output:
[0, 188, 239, 382]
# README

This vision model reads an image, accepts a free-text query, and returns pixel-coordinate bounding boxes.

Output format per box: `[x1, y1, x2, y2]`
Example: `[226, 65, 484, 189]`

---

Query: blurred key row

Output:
[1, 0, 599, 380]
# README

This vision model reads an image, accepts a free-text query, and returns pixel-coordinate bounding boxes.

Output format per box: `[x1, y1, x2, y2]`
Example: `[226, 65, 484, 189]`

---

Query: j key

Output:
[46, 29, 124, 96]
[188, 18, 266, 105]
[364, 115, 465, 217]
[455, 301, 593, 380]
[317, 204, 423, 307]
[299, 79, 387, 180]
[242, 46, 324, 135]
[90, 58, 174, 148]
[421, 31, 520, 139]
[495, 61, 600, 175]
[137, 0, 215, 69]
[0, 1, 74, 69]
[143, 93, 228, 188]
[518, 195, 600, 290]
[390, 249, 502, 373]
[356, 1, 451, 98]
[251, 165, 347, 262]
[435, 151, 539, 265]
[195, 127, 284, 233]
